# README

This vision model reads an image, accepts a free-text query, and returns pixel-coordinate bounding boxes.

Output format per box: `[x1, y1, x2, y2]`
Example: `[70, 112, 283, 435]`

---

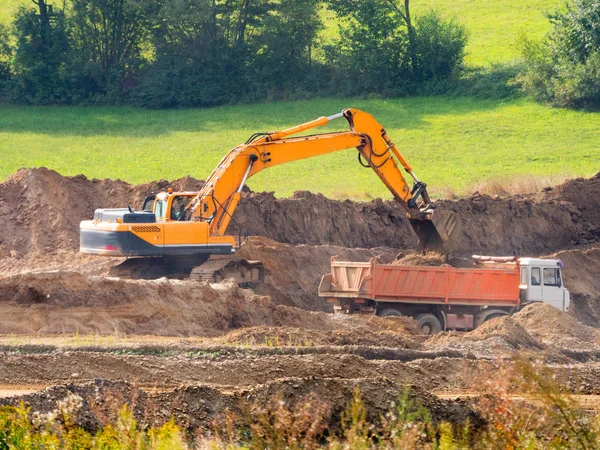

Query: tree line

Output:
[0, 0, 598, 109]
[0, 0, 467, 107]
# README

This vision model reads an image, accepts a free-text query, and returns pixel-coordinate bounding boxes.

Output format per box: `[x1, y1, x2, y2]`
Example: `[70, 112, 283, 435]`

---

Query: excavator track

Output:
[189, 258, 265, 288]
[108, 256, 265, 287]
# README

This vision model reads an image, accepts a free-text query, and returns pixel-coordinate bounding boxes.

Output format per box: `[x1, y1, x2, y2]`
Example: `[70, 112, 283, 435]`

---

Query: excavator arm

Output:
[189, 108, 460, 253]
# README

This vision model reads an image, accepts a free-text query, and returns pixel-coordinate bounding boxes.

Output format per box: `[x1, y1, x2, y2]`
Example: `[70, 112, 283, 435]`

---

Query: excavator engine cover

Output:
[410, 210, 461, 254]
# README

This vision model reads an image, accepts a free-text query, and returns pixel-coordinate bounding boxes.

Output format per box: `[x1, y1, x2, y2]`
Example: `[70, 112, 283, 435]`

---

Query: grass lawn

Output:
[1, 98, 598, 200]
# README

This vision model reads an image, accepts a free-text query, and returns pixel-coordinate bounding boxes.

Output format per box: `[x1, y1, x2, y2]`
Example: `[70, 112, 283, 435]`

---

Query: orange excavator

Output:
[80, 108, 460, 284]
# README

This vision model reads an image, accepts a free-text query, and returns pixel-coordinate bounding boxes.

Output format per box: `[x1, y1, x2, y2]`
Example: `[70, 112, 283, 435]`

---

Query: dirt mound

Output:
[0, 272, 337, 336]
[546, 173, 600, 230]
[546, 246, 600, 326]
[0, 269, 423, 346]
[392, 251, 446, 266]
[235, 173, 600, 254]
[513, 303, 600, 348]
[236, 236, 397, 311]
[1, 169, 599, 268]
[221, 314, 421, 348]
[0, 168, 204, 264]
[427, 316, 545, 357]
[0, 378, 482, 433]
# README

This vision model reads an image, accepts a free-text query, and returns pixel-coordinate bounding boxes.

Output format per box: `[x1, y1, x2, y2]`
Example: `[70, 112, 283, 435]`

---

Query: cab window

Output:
[170, 196, 193, 221]
[531, 267, 541, 286]
[141, 195, 155, 212]
[543, 268, 561, 287]
[155, 200, 167, 219]
[520, 267, 527, 284]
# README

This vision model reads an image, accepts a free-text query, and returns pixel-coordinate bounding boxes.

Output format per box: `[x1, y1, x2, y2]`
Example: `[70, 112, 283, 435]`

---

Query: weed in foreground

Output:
[2, 359, 600, 449]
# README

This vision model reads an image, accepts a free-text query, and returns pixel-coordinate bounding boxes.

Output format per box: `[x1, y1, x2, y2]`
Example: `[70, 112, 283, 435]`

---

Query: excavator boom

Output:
[188, 108, 459, 253]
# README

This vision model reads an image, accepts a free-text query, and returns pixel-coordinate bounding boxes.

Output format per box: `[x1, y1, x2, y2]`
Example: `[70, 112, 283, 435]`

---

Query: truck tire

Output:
[474, 309, 510, 328]
[415, 313, 442, 335]
[378, 308, 403, 318]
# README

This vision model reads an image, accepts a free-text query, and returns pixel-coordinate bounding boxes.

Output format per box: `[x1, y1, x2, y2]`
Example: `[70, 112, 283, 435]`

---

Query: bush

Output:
[9, 6, 73, 104]
[412, 11, 467, 81]
[325, 1, 467, 96]
[519, 0, 600, 109]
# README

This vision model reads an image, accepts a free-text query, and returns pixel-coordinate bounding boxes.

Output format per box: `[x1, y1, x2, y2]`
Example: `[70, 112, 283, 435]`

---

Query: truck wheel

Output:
[415, 314, 442, 335]
[378, 308, 403, 318]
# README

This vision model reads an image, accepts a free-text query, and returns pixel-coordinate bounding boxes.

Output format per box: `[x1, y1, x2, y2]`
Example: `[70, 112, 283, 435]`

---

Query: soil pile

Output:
[0, 270, 422, 347]
[236, 236, 397, 311]
[1, 169, 599, 266]
[427, 316, 545, 358]
[547, 246, 600, 325]
[235, 174, 600, 254]
[0, 168, 204, 263]
[0, 272, 335, 336]
[221, 314, 421, 348]
[392, 251, 447, 266]
[0, 378, 481, 433]
[513, 303, 600, 348]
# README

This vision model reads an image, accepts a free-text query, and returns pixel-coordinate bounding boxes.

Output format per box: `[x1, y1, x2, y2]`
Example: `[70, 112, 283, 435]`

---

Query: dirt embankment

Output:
[236, 237, 397, 310]
[1, 168, 598, 266]
[0, 378, 481, 433]
[0, 270, 423, 348]
[0, 167, 599, 335]
[0, 274, 331, 336]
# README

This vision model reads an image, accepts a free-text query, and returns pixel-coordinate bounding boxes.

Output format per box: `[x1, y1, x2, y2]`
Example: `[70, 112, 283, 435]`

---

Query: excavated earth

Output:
[0, 168, 599, 430]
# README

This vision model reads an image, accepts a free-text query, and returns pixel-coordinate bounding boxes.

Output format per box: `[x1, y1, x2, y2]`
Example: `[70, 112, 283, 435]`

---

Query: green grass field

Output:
[1, 98, 598, 199]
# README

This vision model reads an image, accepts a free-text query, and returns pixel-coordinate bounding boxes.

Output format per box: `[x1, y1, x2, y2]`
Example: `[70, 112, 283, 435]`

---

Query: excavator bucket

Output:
[409, 210, 461, 255]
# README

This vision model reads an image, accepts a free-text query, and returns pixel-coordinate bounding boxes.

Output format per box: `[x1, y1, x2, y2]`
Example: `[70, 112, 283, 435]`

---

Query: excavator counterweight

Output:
[80, 108, 461, 283]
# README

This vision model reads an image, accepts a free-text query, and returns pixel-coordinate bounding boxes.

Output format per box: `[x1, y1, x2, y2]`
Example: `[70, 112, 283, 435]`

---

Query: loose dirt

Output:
[1, 168, 599, 265]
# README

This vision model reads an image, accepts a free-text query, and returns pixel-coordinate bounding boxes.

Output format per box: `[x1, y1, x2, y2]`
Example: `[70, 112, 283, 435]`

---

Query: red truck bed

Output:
[319, 258, 521, 307]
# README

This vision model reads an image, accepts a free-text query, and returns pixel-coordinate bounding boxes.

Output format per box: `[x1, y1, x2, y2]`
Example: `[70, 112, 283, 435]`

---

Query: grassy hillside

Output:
[0, 0, 27, 26]
[413, 0, 560, 66]
[1, 98, 597, 199]
[3, 0, 560, 65]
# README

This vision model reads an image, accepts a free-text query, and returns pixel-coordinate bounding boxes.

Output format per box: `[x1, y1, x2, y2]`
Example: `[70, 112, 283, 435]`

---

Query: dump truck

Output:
[318, 256, 570, 334]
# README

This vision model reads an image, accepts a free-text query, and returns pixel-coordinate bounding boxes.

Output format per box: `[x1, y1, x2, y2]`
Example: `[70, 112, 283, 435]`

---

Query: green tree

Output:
[135, 0, 323, 108]
[68, 0, 157, 101]
[250, 0, 323, 95]
[325, 0, 466, 95]
[520, 0, 600, 108]
[10, 0, 72, 104]
[0, 24, 12, 95]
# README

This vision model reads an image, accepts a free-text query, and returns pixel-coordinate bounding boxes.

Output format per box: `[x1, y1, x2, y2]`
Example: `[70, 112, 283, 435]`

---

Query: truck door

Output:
[541, 267, 564, 310]
[528, 267, 542, 301]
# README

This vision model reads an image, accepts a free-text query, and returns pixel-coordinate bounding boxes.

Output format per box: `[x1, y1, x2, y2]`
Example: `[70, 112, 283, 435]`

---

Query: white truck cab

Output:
[518, 258, 570, 312]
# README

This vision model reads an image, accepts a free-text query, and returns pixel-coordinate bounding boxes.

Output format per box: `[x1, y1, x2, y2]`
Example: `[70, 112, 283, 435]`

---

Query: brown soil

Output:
[0, 377, 482, 433]
[0, 274, 335, 336]
[0, 168, 600, 432]
[1, 168, 599, 266]
[236, 236, 397, 311]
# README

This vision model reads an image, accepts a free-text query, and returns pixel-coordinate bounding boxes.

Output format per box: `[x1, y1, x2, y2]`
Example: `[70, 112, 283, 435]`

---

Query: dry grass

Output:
[438, 173, 571, 199]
